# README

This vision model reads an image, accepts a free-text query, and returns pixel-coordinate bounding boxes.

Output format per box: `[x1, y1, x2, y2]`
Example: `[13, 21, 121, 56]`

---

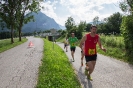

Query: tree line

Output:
[64, 12, 122, 39]
[64, 0, 133, 59]
[0, 0, 43, 43]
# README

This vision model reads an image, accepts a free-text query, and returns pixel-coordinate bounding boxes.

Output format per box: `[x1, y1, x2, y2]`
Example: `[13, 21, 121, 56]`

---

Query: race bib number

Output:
[88, 49, 95, 55]
[72, 43, 75, 46]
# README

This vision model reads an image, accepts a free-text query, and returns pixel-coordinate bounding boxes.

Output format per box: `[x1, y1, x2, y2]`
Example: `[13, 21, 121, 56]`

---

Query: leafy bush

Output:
[120, 15, 133, 59]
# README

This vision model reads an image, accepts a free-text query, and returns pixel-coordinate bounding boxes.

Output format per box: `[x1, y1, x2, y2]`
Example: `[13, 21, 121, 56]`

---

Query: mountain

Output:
[59, 25, 66, 30]
[22, 12, 60, 33]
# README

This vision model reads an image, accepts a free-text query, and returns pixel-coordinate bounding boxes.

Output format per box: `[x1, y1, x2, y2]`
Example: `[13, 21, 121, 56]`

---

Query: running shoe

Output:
[87, 75, 93, 81]
[84, 68, 88, 75]
[72, 59, 75, 62]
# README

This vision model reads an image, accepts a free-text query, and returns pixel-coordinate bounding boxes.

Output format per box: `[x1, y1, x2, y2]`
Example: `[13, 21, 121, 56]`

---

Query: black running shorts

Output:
[65, 44, 67, 47]
[85, 54, 97, 62]
[70, 47, 76, 52]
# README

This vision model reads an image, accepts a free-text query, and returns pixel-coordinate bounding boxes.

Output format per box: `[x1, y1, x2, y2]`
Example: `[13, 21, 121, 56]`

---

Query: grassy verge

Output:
[0, 38, 27, 53]
[97, 35, 133, 65]
[36, 39, 81, 88]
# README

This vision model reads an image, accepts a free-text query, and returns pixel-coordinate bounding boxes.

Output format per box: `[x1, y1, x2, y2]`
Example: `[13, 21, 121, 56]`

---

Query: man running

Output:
[68, 33, 78, 62]
[79, 25, 106, 81]
[64, 37, 68, 52]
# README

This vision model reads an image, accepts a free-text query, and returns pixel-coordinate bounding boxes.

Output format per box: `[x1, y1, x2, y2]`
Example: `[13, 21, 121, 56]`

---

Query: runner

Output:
[80, 25, 106, 81]
[68, 33, 78, 62]
[81, 32, 91, 66]
[64, 37, 68, 52]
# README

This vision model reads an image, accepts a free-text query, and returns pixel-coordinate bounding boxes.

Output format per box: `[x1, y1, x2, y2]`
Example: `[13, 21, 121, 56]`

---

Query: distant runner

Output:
[68, 33, 78, 62]
[64, 37, 68, 52]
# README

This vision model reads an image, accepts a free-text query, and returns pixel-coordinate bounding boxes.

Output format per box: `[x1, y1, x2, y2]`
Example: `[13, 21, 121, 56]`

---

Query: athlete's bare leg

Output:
[71, 51, 75, 61]
[86, 61, 96, 75]
[81, 52, 84, 66]
[66, 45, 68, 52]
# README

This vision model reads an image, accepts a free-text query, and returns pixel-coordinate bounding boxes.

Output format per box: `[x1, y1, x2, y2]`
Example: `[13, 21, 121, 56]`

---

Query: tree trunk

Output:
[18, 27, 21, 41]
[11, 27, 14, 44]
[18, 14, 24, 41]
[18, 21, 23, 41]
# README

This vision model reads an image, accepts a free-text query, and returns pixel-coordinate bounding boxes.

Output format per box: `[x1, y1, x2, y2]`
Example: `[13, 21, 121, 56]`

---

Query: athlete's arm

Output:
[98, 36, 106, 52]
[75, 37, 78, 45]
[79, 35, 86, 50]
[68, 37, 70, 45]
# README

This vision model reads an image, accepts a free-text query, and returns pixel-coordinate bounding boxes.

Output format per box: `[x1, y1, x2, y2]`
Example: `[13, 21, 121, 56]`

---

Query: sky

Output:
[40, 0, 123, 26]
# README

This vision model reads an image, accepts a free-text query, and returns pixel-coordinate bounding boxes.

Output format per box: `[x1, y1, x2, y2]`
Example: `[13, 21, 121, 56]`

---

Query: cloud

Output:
[40, 0, 122, 26]
[40, 1, 57, 20]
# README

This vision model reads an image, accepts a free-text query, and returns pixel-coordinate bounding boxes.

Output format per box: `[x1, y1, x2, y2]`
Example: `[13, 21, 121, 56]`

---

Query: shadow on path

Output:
[78, 66, 93, 88]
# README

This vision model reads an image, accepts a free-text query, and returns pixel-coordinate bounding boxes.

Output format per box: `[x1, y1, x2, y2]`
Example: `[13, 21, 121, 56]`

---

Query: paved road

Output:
[0, 37, 44, 88]
[57, 42, 133, 88]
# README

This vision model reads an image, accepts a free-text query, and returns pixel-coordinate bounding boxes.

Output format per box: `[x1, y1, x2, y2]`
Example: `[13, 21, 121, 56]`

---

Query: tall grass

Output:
[100, 34, 125, 49]
[36, 39, 81, 88]
[0, 38, 27, 53]
[97, 34, 133, 64]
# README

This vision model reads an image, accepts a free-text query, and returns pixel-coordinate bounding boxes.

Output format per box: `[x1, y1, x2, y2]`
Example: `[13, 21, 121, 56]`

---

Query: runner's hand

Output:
[102, 48, 106, 52]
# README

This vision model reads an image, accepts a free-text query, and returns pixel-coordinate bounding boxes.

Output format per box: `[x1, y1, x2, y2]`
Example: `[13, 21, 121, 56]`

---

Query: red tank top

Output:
[84, 33, 99, 56]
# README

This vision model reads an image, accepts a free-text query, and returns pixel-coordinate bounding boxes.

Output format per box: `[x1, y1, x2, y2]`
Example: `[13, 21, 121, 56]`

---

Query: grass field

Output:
[0, 38, 27, 53]
[36, 38, 81, 88]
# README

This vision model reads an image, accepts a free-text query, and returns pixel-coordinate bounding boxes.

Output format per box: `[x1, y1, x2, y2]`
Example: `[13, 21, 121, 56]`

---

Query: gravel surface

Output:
[57, 42, 133, 88]
[0, 37, 44, 88]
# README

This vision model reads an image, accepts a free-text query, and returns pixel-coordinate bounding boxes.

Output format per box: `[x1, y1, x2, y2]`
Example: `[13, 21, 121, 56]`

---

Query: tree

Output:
[0, 0, 18, 43]
[77, 21, 86, 39]
[65, 17, 75, 33]
[14, 0, 43, 41]
[57, 29, 62, 35]
[61, 30, 66, 37]
[96, 12, 122, 35]
[120, 15, 133, 58]
[85, 23, 92, 32]
[16, 0, 39, 41]
[107, 12, 122, 34]
[67, 25, 78, 38]
[0, 0, 43, 43]
[78, 21, 86, 32]
[93, 16, 99, 26]
[120, 0, 133, 59]
[119, 0, 133, 15]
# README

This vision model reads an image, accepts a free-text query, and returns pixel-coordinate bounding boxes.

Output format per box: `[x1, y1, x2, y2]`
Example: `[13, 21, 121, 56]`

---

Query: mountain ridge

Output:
[22, 12, 61, 33]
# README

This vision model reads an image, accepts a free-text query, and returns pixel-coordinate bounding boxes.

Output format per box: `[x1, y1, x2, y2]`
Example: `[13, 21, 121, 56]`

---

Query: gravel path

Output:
[57, 42, 133, 88]
[0, 37, 44, 88]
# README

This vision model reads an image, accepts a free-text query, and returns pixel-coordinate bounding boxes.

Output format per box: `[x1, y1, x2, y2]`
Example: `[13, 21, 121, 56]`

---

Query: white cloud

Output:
[40, 0, 122, 26]
[40, 1, 70, 26]
[40, 2, 57, 20]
